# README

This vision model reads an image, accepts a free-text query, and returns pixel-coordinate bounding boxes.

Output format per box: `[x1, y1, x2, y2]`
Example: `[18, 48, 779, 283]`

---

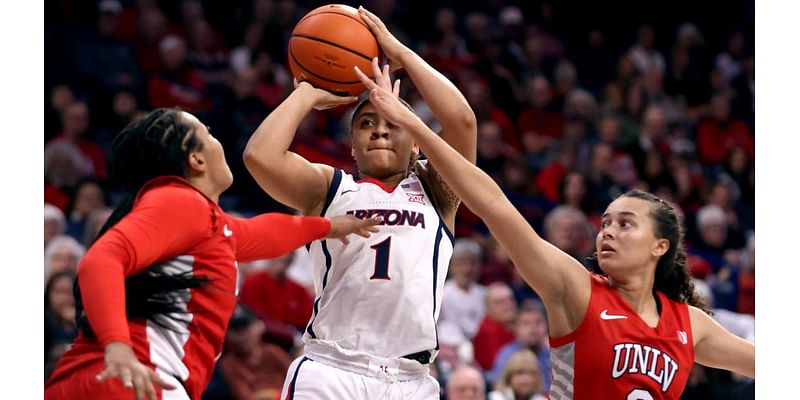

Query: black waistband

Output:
[402, 350, 432, 365]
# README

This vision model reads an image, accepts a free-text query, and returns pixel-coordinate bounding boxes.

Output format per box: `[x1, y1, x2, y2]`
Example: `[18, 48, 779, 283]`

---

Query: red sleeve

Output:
[232, 214, 331, 262]
[78, 185, 212, 347]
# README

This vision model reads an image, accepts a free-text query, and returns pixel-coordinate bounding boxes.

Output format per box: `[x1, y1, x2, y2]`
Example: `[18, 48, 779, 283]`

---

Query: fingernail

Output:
[373, 215, 384, 222]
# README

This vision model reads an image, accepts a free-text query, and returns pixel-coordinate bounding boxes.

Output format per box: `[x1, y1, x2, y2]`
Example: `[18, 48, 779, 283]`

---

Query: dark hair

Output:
[66, 177, 111, 217]
[350, 97, 419, 175]
[75, 108, 212, 338]
[619, 190, 710, 314]
[46, 270, 77, 313]
[558, 171, 593, 214]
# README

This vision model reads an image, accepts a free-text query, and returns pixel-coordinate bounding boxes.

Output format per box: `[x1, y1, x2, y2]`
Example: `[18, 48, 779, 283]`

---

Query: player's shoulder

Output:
[137, 176, 214, 211]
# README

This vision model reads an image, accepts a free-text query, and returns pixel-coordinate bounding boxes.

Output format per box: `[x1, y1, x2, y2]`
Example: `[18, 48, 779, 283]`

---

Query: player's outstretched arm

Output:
[354, 67, 591, 328]
[359, 7, 476, 163]
[243, 83, 357, 214]
[690, 307, 755, 378]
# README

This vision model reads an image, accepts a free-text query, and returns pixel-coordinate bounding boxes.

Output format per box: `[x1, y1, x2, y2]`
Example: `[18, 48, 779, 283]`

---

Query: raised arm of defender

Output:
[358, 6, 477, 163]
[354, 65, 591, 337]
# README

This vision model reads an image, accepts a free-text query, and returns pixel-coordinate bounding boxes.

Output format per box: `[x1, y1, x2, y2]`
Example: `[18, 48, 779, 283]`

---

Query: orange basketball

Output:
[288, 4, 381, 96]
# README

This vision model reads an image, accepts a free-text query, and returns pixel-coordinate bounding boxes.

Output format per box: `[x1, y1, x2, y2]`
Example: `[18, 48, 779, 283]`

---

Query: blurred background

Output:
[44, 0, 755, 398]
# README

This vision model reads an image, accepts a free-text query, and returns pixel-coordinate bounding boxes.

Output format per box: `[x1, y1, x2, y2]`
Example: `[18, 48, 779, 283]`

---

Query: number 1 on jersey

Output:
[370, 237, 392, 280]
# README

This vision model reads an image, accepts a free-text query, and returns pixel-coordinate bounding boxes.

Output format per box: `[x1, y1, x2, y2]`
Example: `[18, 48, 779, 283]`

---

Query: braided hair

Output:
[74, 109, 212, 338]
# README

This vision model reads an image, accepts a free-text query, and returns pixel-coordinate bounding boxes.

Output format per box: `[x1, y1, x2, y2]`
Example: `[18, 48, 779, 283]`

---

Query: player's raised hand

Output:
[327, 214, 383, 244]
[354, 64, 415, 126]
[358, 6, 408, 70]
[97, 342, 176, 400]
[294, 79, 358, 110]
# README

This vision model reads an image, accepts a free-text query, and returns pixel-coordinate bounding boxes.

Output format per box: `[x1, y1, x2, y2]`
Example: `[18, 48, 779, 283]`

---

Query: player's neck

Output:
[188, 177, 221, 203]
[366, 171, 407, 189]
[609, 274, 656, 315]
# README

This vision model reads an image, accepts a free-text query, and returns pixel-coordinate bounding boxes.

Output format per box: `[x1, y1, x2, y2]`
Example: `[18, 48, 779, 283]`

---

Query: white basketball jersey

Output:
[304, 167, 454, 359]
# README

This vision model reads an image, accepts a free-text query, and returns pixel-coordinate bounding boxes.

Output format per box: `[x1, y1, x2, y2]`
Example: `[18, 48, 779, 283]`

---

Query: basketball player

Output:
[243, 7, 477, 399]
[44, 109, 381, 400]
[356, 66, 755, 399]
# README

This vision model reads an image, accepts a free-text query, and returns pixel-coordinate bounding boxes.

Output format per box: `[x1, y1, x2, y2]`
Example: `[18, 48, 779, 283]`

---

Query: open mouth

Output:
[599, 243, 616, 255]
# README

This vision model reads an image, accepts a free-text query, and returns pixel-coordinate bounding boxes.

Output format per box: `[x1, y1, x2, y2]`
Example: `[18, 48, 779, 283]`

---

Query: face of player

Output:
[181, 112, 233, 193]
[596, 196, 668, 277]
[351, 102, 418, 179]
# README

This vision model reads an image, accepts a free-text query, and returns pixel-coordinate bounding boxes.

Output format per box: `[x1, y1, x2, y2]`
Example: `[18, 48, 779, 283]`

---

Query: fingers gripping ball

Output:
[289, 4, 382, 96]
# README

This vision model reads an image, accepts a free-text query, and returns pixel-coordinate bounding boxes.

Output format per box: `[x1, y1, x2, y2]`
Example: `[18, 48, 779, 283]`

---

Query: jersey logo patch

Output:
[677, 330, 688, 345]
[600, 309, 628, 320]
[407, 194, 425, 205]
[401, 181, 426, 205]
[223, 224, 233, 237]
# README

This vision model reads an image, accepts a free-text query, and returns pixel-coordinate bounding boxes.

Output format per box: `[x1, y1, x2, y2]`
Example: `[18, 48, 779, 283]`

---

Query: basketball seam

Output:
[290, 33, 375, 62]
[288, 45, 363, 85]
[295, 10, 369, 30]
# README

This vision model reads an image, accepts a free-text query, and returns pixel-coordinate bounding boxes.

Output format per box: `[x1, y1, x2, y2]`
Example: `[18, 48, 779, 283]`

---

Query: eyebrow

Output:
[355, 112, 378, 121]
[601, 211, 638, 219]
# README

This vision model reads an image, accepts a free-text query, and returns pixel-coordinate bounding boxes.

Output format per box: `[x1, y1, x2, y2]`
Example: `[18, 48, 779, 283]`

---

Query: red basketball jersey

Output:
[548, 274, 694, 400]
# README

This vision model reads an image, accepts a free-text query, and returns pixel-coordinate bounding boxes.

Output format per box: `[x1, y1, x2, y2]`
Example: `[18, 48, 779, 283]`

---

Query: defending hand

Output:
[358, 6, 409, 70]
[327, 214, 382, 244]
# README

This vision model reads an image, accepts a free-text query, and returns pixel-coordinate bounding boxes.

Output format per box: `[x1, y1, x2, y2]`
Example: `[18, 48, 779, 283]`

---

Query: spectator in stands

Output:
[543, 205, 595, 262]
[238, 251, 313, 334]
[45, 204, 67, 249]
[474, 283, 518, 370]
[44, 235, 85, 283]
[489, 305, 551, 391]
[517, 76, 564, 145]
[479, 239, 516, 286]
[45, 140, 92, 212]
[185, 19, 230, 89]
[559, 172, 595, 216]
[76, 0, 141, 93]
[46, 84, 76, 142]
[81, 208, 114, 248]
[440, 239, 487, 360]
[132, 7, 172, 75]
[697, 94, 754, 166]
[51, 102, 108, 179]
[627, 24, 665, 74]
[691, 204, 741, 311]
[230, 23, 263, 73]
[488, 349, 547, 400]
[106, 90, 144, 136]
[65, 178, 109, 241]
[219, 305, 292, 400]
[715, 32, 746, 84]
[477, 120, 517, 180]
[447, 366, 486, 400]
[148, 35, 213, 112]
[45, 270, 78, 379]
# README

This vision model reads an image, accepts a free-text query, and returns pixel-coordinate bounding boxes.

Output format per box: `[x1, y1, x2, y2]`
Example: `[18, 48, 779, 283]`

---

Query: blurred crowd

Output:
[45, 0, 755, 399]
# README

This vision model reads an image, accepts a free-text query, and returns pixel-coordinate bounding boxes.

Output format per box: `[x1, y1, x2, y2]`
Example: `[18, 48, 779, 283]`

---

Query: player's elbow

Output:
[243, 145, 270, 175]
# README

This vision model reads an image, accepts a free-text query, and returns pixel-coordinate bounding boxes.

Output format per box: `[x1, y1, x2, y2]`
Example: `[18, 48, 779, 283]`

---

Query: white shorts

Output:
[280, 343, 440, 399]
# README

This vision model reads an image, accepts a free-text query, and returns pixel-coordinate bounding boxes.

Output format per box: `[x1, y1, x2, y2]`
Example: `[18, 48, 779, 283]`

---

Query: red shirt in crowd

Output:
[472, 316, 515, 370]
[696, 118, 754, 165]
[239, 271, 313, 332]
